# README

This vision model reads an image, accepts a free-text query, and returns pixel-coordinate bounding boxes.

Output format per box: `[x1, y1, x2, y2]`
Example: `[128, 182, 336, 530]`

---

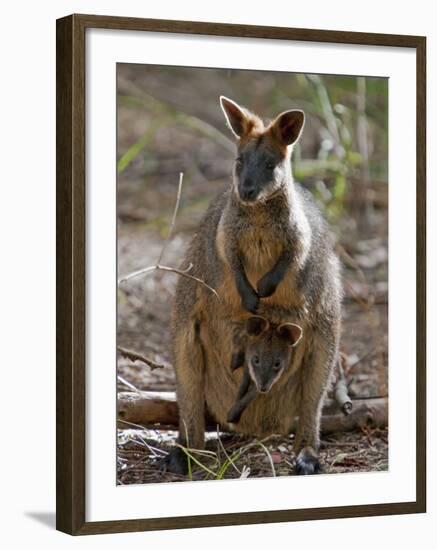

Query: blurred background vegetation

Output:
[117, 64, 387, 232]
[116, 64, 389, 483]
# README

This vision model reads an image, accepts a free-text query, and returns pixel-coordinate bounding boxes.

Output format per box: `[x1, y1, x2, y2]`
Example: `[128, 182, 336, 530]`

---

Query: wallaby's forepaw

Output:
[227, 406, 242, 424]
[160, 447, 188, 476]
[241, 290, 259, 314]
[256, 275, 278, 298]
[295, 448, 322, 475]
[230, 350, 245, 371]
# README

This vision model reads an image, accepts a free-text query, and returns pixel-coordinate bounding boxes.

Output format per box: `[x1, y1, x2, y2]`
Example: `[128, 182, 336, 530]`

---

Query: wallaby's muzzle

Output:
[238, 181, 258, 202]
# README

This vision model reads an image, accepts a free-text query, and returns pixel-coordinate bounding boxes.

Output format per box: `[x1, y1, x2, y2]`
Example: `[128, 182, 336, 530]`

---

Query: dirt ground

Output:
[117, 428, 388, 485]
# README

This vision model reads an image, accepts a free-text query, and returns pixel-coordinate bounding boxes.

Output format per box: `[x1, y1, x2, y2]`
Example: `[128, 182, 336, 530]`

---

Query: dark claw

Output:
[257, 276, 278, 298]
[160, 447, 188, 475]
[227, 406, 242, 424]
[295, 450, 322, 475]
[241, 291, 259, 314]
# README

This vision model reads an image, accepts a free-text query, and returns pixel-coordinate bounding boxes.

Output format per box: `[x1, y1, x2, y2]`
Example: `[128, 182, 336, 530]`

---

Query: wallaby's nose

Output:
[240, 184, 257, 202]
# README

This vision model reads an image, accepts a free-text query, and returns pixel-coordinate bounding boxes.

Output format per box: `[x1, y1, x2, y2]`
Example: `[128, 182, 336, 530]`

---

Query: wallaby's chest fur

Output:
[241, 231, 282, 272]
[215, 189, 309, 314]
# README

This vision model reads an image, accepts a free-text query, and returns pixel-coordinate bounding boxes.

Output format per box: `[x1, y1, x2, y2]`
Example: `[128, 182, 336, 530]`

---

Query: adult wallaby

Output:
[162, 97, 342, 476]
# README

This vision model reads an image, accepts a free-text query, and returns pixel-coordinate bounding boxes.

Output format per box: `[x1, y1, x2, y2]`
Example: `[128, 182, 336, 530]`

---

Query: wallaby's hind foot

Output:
[295, 447, 322, 475]
[160, 447, 188, 476]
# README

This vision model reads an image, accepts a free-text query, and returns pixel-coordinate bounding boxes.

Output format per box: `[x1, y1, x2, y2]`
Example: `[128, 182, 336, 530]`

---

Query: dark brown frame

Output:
[56, 13, 426, 535]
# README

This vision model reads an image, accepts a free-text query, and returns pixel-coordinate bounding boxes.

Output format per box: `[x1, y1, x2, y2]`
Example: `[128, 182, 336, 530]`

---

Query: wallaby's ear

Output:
[246, 316, 269, 336]
[220, 96, 249, 138]
[277, 323, 303, 347]
[271, 110, 305, 146]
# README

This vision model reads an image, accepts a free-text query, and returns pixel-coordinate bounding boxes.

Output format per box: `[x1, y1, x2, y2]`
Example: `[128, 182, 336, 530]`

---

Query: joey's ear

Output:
[277, 323, 303, 347]
[220, 96, 249, 138]
[246, 316, 269, 336]
[271, 110, 305, 146]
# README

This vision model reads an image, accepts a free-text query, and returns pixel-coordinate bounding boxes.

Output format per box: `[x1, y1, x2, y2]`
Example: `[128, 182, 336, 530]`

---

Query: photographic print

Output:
[116, 64, 389, 485]
[57, 15, 425, 533]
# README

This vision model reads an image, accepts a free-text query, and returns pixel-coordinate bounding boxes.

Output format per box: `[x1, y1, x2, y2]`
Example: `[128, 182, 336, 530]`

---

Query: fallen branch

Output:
[117, 346, 165, 371]
[321, 400, 387, 434]
[118, 391, 178, 426]
[117, 391, 387, 435]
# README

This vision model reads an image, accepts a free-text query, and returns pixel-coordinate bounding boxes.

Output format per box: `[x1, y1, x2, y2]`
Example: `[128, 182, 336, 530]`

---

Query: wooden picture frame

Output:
[56, 13, 426, 535]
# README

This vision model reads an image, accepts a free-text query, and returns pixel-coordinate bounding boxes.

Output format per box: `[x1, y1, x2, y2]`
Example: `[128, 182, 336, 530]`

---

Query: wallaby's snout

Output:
[236, 161, 265, 203]
[245, 316, 303, 394]
[248, 352, 285, 394]
[259, 361, 283, 393]
[238, 178, 257, 202]
[235, 147, 279, 203]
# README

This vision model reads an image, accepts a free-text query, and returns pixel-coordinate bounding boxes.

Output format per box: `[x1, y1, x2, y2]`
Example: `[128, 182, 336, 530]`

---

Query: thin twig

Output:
[121, 430, 166, 459]
[348, 346, 377, 371]
[158, 265, 220, 300]
[117, 172, 220, 300]
[118, 418, 152, 431]
[255, 440, 276, 477]
[117, 346, 165, 371]
[117, 375, 139, 392]
[118, 264, 220, 300]
[157, 172, 183, 266]
[239, 465, 251, 479]
[336, 242, 372, 305]
[216, 425, 241, 475]
[334, 354, 353, 415]
[350, 394, 388, 400]
[118, 262, 192, 285]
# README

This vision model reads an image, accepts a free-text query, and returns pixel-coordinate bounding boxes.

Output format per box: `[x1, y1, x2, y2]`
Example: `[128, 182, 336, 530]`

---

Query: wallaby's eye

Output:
[252, 355, 260, 366]
[273, 359, 281, 371]
[266, 160, 275, 170]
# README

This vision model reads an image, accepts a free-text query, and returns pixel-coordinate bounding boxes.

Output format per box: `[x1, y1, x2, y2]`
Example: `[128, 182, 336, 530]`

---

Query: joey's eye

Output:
[273, 359, 281, 371]
[252, 355, 260, 366]
[266, 160, 275, 170]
